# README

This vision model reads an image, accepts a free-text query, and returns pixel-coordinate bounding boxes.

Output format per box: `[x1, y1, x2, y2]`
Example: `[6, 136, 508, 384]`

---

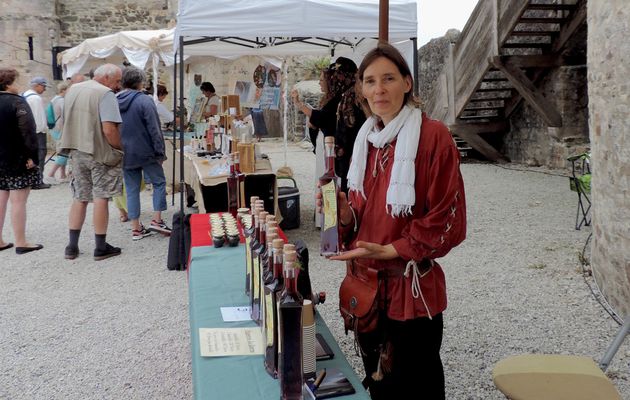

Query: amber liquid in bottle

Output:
[278, 259, 304, 400]
[319, 137, 341, 256]
[264, 239, 284, 378]
[226, 154, 239, 217]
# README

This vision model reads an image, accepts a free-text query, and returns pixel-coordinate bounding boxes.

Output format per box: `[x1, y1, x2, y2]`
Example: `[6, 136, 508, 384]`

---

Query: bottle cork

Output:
[272, 238, 284, 249]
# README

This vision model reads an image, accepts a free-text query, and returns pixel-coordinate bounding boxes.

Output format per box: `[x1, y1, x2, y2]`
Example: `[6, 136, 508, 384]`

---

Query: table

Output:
[164, 139, 278, 215]
[188, 244, 370, 400]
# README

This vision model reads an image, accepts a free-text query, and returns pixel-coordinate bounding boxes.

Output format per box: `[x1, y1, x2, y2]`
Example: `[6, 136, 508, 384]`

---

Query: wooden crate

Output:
[237, 142, 256, 173]
[221, 95, 240, 116]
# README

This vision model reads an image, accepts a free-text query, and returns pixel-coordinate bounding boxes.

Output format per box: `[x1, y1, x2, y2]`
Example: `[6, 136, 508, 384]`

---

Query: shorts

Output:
[69, 150, 123, 202]
[54, 153, 68, 166]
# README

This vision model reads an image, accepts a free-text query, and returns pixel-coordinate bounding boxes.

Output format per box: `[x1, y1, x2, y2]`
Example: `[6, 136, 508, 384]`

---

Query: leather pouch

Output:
[338, 261, 380, 333]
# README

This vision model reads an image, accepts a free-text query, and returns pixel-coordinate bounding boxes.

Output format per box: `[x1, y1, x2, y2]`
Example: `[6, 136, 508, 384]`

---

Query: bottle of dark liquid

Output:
[248, 203, 262, 310]
[226, 153, 239, 217]
[264, 238, 285, 378]
[234, 151, 246, 210]
[278, 250, 304, 400]
[244, 197, 258, 295]
[319, 136, 341, 256]
[252, 210, 268, 325]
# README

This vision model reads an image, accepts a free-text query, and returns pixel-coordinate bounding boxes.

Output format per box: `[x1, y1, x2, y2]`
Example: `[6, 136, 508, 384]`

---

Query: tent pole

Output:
[282, 59, 288, 166]
[178, 36, 186, 267]
[172, 51, 177, 206]
[379, 0, 389, 43]
[412, 38, 419, 97]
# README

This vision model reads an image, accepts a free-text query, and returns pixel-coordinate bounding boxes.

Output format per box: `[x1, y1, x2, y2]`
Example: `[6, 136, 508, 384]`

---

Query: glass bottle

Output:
[278, 250, 304, 400]
[252, 210, 268, 325]
[226, 153, 239, 217]
[248, 203, 261, 303]
[234, 151, 246, 209]
[244, 197, 258, 295]
[264, 238, 285, 378]
[319, 136, 341, 256]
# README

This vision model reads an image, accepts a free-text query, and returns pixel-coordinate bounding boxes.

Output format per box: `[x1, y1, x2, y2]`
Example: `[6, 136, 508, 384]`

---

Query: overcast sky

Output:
[417, 0, 478, 46]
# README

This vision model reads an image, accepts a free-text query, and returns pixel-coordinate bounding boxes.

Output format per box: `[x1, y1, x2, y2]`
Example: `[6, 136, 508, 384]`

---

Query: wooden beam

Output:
[491, 57, 562, 127]
[450, 120, 508, 135]
[450, 122, 510, 163]
[499, 54, 586, 68]
[551, 0, 586, 53]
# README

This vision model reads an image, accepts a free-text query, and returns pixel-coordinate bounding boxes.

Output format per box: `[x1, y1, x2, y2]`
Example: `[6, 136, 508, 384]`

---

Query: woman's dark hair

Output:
[200, 82, 215, 93]
[357, 43, 420, 112]
[157, 84, 168, 97]
[121, 67, 146, 90]
[0, 68, 18, 91]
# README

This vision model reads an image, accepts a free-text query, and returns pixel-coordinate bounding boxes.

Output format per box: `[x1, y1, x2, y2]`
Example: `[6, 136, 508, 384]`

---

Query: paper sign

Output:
[199, 328, 264, 357]
[220, 306, 252, 322]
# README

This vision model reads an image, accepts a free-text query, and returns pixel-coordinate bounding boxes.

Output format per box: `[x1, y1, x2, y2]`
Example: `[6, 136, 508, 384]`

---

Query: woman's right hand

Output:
[316, 185, 352, 226]
[25, 159, 35, 169]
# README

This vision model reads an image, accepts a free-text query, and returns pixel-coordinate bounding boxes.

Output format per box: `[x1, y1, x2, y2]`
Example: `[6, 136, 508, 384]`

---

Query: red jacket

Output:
[340, 114, 466, 321]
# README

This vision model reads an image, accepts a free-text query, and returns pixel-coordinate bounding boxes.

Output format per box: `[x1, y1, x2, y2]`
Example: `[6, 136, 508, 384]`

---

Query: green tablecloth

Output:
[189, 245, 370, 399]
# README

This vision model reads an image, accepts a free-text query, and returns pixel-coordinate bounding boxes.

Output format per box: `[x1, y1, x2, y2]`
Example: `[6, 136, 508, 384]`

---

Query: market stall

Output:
[173, 0, 419, 227]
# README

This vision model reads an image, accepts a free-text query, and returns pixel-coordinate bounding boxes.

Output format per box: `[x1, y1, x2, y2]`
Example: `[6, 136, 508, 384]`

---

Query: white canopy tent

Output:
[60, 29, 179, 96]
[172, 0, 418, 265]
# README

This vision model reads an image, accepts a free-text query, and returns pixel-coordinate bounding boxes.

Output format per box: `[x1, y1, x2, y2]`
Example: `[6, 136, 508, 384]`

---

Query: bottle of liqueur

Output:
[248, 204, 262, 313]
[319, 136, 341, 256]
[226, 153, 239, 217]
[252, 210, 268, 325]
[233, 151, 246, 210]
[260, 229, 277, 354]
[278, 250, 304, 400]
[264, 238, 285, 378]
[244, 197, 258, 295]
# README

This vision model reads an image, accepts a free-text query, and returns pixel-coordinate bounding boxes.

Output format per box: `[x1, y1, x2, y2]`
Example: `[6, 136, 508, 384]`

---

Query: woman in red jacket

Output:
[330, 43, 467, 399]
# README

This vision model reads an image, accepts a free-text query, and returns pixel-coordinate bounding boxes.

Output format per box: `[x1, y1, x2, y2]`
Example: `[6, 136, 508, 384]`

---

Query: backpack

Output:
[46, 101, 58, 129]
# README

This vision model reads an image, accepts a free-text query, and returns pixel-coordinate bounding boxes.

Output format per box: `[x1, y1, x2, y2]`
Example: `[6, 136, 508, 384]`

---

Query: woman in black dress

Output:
[0, 68, 43, 254]
[292, 57, 366, 193]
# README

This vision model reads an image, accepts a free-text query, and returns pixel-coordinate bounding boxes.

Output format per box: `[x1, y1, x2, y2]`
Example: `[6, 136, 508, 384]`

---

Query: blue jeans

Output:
[123, 162, 166, 220]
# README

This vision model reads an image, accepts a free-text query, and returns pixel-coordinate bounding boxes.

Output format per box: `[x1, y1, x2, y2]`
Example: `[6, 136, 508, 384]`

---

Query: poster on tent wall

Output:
[257, 63, 282, 110]
[234, 81, 257, 107]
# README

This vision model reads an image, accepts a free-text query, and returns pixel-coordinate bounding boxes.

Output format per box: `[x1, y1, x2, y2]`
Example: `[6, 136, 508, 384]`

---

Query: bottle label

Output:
[253, 258, 260, 301]
[265, 291, 274, 347]
[245, 237, 252, 276]
[322, 180, 338, 231]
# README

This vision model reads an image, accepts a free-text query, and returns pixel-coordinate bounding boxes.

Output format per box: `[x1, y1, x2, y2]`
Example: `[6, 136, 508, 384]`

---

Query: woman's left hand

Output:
[329, 241, 399, 261]
[25, 159, 35, 169]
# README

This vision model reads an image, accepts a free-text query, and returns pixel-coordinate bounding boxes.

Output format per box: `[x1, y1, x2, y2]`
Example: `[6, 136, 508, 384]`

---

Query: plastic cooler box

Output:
[277, 177, 300, 230]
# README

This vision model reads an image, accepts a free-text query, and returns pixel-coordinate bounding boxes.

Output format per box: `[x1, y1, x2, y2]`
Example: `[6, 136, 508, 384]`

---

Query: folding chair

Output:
[492, 316, 629, 400]
[568, 152, 591, 230]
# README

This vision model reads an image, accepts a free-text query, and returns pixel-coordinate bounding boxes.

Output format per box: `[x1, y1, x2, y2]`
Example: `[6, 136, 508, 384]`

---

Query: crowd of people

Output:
[0, 64, 174, 259]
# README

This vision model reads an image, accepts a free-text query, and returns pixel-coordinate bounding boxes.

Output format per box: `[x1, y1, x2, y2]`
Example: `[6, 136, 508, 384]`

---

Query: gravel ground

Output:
[1, 139, 628, 399]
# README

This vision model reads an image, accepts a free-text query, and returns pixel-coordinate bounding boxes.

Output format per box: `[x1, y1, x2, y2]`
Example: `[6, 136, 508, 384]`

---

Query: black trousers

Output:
[36, 132, 47, 183]
[357, 313, 445, 400]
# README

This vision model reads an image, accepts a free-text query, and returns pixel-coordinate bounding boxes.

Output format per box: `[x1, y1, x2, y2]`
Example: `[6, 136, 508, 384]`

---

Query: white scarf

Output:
[347, 105, 422, 217]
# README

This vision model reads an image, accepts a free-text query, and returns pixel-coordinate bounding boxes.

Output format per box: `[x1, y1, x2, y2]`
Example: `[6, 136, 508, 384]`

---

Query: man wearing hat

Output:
[23, 77, 51, 189]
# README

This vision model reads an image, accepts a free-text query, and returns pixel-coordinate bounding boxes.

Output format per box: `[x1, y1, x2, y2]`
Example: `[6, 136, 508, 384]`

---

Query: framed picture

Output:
[190, 96, 207, 123]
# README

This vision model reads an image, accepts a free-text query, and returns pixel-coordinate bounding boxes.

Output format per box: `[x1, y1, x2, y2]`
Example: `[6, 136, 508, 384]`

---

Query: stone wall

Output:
[502, 64, 590, 168]
[418, 29, 460, 104]
[1, 0, 59, 100]
[588, 0, 630, 318]
[57, 0, 176, 45]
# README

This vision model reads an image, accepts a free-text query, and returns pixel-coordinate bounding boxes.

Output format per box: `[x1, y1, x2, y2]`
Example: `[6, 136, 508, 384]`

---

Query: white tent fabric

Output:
[61, 29, 178, 80]
[174, 0, 417, 57]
